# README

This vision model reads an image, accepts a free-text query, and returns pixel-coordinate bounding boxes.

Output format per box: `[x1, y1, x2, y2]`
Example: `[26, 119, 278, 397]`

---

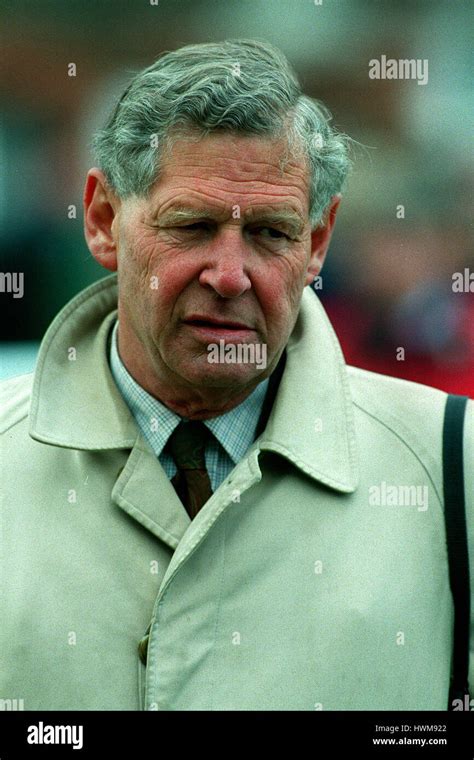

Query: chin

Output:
[179, 360, 266, 390]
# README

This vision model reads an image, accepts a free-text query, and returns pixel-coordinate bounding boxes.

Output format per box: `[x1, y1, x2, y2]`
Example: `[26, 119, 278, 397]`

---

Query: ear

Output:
[83, 168, 119, 271]
[304, 195, 341, 286]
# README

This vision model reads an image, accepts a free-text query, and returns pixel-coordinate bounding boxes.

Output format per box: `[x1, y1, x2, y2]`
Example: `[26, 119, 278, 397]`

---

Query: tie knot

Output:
[168, 420, 210, 470]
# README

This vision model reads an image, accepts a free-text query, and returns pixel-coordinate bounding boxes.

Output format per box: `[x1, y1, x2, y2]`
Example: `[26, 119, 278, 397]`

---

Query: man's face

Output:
[86, 132, 338, 411]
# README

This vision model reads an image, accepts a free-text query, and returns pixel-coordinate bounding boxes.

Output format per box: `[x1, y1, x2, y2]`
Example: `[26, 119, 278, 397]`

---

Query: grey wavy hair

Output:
[92, 39, 353, 228]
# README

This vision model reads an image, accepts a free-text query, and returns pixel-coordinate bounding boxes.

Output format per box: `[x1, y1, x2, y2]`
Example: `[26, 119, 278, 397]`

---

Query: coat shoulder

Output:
[347, 365, 450, 421]
[346, 366, 452, 467]
[0, 372, 34, 435]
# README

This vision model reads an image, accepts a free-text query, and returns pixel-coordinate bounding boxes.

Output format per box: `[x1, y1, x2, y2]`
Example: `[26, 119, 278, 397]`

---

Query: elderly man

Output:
[1, 39, 472, 712]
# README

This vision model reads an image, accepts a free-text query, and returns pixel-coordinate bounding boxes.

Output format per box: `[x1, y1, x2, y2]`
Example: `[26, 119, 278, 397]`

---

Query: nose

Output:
[198, 230, 252, 298]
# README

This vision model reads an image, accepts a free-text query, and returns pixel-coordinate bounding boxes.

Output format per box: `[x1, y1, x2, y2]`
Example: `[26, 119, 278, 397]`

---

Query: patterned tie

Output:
[168, 420, 214, 519]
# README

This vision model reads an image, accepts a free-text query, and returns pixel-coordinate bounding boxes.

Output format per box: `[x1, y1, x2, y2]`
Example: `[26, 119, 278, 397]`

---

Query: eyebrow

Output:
[157, 206, 305, 236]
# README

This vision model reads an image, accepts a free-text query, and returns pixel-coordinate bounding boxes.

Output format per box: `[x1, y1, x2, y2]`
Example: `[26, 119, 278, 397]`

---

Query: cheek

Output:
[152, 258, 201, 313]
[254, 254, 308, 319]
[120, 233, 192, 307]
[251, 279, 292, 347]
[118, 229, 158, 286]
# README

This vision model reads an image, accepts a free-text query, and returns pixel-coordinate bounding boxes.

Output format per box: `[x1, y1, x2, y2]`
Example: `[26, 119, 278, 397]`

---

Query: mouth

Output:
[183, 315, 256, 341]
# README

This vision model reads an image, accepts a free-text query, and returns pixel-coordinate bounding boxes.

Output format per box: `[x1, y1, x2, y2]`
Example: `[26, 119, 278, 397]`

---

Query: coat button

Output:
[138, 627, 151, 665]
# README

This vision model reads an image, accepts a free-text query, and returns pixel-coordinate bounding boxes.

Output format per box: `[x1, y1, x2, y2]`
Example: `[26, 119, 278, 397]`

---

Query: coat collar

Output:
[29, 275, 138, 450]
[29, 273, 358, 493]
[256, 286, 359, 492]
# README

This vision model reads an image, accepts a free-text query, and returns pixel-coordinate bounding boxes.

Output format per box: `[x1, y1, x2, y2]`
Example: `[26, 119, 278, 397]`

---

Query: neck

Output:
[144, 384, 261, 420]
[116, 337, 272, 422]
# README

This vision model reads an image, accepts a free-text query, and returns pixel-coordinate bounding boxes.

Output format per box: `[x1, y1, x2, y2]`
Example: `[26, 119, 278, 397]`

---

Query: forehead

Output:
[147, 132, 310, 216]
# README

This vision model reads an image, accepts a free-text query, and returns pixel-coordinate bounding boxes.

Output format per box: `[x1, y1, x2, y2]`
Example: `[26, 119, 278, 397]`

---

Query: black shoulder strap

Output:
[443, 394, 471, 709]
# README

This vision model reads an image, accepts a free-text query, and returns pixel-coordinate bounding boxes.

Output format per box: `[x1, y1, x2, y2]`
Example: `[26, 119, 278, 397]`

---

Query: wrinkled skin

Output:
[84, 133, 340, 419]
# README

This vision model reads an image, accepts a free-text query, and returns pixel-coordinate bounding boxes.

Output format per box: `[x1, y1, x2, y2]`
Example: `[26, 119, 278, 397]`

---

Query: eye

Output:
[254, 227, 290, 240]
[175, 222, 211, 232]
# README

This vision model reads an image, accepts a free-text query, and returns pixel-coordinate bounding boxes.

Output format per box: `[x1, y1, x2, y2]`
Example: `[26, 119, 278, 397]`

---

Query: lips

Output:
[183, 315, 253, 330]
[183, 314, 256, 342]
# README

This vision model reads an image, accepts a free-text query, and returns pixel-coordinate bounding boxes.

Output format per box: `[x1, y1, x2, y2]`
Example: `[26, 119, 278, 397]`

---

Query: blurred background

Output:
[1, 0, 473, 393]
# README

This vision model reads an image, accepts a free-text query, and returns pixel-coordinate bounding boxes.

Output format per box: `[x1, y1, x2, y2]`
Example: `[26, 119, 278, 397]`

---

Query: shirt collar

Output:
[109, 319, 269, 464]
